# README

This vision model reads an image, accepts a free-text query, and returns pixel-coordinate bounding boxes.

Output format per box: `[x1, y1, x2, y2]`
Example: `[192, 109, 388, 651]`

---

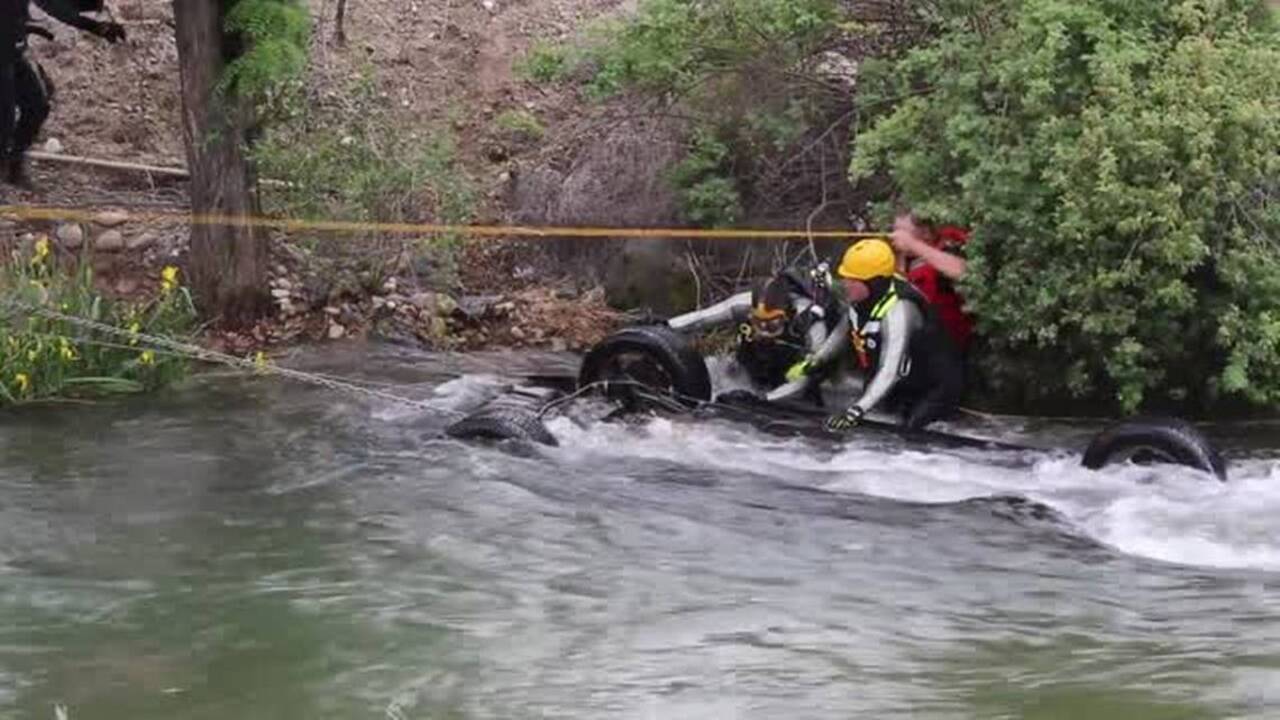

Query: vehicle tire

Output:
[578, 325, 712, 408]
[1081, 417, 1227, 481]
[445, 407, 559, 447]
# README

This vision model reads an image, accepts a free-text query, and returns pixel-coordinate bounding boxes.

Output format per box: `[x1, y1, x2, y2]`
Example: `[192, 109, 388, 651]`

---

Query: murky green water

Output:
[3, 345, 1279, 719]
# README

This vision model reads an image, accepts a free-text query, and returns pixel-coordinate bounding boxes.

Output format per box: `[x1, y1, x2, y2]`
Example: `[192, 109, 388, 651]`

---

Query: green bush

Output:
[251, 69, 475, 288]
[851, 0, 1280, 413]
[495, 109, 546, 142]
[0, 239, 197, 405]
[220, 0, 311, 107]
[516, 42, 572, 83]
[526, 0, 846, 225]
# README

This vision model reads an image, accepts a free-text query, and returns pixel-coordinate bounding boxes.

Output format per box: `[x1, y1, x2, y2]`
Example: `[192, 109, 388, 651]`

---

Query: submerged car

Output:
[446, 325, 1228, 482]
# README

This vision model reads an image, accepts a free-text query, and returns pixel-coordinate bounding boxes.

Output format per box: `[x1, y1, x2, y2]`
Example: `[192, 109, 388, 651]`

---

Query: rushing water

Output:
[2, 344, 1280, 720]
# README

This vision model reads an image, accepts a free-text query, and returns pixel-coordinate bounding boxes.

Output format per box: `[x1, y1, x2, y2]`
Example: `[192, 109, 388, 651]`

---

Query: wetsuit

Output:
[2, 0, 121, 183]
[668, 273, 839, 404]
[826, 278, 965, 430]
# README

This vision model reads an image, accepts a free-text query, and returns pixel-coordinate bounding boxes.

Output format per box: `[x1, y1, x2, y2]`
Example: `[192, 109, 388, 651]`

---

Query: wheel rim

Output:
[594, 350, 677, 406]
[1115, 444, 1180, 467]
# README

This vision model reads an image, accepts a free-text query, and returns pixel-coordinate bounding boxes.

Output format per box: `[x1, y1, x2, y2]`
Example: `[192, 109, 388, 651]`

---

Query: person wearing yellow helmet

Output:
[789, 238, 965, 431]
[665, 268, 841, 404]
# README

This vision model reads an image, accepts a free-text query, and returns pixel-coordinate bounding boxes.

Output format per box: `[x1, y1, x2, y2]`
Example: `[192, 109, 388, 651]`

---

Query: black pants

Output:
[0, 51, 52, 163]
[888, 354, 965, 431]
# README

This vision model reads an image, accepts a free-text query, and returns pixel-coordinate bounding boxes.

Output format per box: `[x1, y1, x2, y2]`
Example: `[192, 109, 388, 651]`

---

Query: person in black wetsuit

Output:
[1, 0, 125, 188]
[666, 268, 845, 405]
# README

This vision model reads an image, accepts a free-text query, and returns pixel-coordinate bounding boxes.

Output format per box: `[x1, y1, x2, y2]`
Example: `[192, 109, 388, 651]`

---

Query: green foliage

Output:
[494, 109, 546, 142]
[669, 128, 742, 225]
[252, 69, 476, 287]
[0, 239, 197, 406]
[529, 0, 846, 225]
[852, 0, 1280, 412]
[516, 42, 571, 83]
[220, 0, 311, 110]
[254, 70, 474, 227]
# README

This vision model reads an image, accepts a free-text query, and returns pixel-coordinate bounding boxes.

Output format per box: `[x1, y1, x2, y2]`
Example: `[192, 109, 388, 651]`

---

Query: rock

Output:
[271, 288, 291, 299]
[484, 144, 509, 163]
[435, 294, 459, 317]
[323, 306, 341, 316]
[95, 230, 125, 251]
[510, 326, 526, 341]
[92, 210, 130, 228]
[387, 300, 399, 311]
[126, 232, 157, 251]
[493, 300, 516, 316]
[456, 294, 501, 320]
[114, 277, 140, 295]
[372, 296, 387, 309]
[328, 323, 347, 340]
[383, 277, 398, 293]
[55, 223, 84, 249]
[274, 278, 292, 291]
[274, 263, 288, 276]
[410, 291, 439, 313]
[550, 338, 568, 353]
[43, 138, 64, 154]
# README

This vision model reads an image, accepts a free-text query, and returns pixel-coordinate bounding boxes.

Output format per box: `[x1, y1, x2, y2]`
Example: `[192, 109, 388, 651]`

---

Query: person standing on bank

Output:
[1, 0, 126, 188]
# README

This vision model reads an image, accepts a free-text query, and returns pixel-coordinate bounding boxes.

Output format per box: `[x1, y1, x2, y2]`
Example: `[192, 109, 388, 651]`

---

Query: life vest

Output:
[905, 226, 973, 353]
[907, 264, 973, 353]
[848, 278, 956, 378]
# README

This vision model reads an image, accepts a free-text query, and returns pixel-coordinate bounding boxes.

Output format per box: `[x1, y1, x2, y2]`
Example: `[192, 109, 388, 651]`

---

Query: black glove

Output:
[95, 21, 126, 43]
[824, 406, 864, 433]
[716, 388, 763, 405]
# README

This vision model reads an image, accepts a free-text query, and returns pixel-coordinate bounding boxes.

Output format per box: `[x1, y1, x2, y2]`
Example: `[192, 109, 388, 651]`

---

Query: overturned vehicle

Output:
[446, 325, 1229, 482]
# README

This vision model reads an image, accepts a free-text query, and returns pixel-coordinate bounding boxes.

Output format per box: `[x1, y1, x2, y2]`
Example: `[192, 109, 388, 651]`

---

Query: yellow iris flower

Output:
[160, 266, 180, 293]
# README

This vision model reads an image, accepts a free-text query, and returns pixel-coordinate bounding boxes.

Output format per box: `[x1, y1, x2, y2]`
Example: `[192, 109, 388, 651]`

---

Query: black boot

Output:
[5, 154, 34, 190]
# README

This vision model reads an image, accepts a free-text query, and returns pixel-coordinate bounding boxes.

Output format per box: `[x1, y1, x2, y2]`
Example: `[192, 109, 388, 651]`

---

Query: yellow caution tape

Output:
[0, 204, 886, 241]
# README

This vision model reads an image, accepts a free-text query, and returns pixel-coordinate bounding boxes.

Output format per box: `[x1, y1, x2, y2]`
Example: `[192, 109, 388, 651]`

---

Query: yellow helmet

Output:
[837, 239, 895, 280]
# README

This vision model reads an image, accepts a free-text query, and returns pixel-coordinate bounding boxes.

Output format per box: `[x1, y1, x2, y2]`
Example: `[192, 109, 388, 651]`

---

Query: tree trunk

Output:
[334, 0, 348, 46]
[173, 0, 267, 327]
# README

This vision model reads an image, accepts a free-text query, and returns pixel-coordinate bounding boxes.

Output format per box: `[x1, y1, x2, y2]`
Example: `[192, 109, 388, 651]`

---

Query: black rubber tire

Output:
[446, 407, 559, 447]
[577, 325, 712, 407]
[1081, 417, 1227, 481]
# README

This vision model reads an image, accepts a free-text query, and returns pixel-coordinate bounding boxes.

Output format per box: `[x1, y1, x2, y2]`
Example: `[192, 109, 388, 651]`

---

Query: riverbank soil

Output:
[2, 0, 637, 355]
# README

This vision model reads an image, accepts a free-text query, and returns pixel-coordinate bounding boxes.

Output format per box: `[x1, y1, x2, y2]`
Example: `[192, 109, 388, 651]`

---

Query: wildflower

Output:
[253, 350, 268, 374]
[139, 350, 155, 366]
[27, 350, 37, 362]
[30, 235, 50, 264]
[59, 338, 77, 362]
[160, 266, 180, 293]
[129, 322, 141, 346]
[14, 373, 30, 393]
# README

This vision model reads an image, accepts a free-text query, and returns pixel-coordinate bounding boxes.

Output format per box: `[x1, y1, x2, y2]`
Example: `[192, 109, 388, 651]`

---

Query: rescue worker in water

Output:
[665, 268, 848, 405]
[788, 238, 966, 431]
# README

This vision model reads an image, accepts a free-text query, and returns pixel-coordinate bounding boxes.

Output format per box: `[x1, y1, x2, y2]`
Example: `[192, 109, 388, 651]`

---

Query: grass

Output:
[0, 238, 197, 406]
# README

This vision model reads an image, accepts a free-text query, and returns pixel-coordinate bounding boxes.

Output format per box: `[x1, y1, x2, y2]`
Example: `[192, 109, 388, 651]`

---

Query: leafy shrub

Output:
[0, 239, 197, 405]
[851, 0, 1280, 413]
[495, 109, 546, 142]
[221, 0, 311, 111]
[524, 0, 853, 226]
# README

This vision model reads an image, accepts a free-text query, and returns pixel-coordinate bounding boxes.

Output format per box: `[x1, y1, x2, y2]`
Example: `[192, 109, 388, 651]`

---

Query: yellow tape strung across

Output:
[0, 205, 886, 241]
